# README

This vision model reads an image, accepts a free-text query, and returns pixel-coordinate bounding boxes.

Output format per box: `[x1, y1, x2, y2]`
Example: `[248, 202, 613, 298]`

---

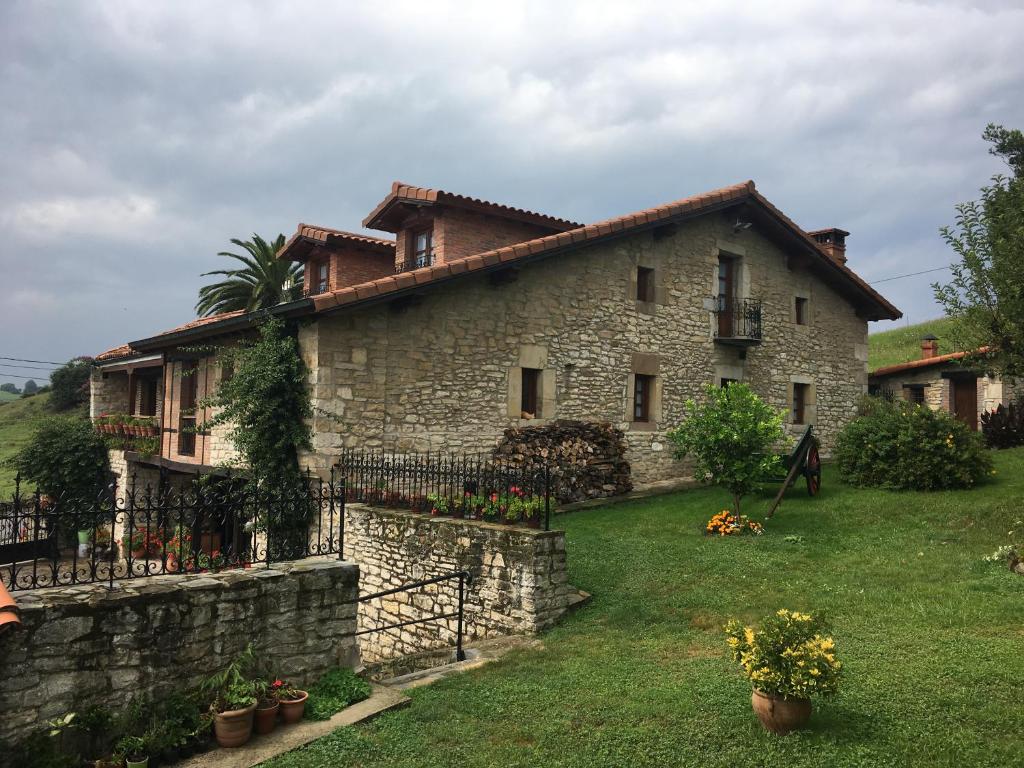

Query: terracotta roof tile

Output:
[871, 347, 988, 377]
[277, 223, 394, 261]
[94, 310, 247, 362]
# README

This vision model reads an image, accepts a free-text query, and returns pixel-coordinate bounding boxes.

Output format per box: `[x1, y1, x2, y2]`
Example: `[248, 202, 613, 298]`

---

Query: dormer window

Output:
[316, 261, 329, 294]
[410, 228, 433, 269]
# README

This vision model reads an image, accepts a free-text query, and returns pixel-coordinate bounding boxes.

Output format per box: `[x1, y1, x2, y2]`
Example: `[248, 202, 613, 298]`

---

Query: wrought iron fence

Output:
[714, 297, 763, 340]
[335, 449, 554, 531]
[1, 471, 344, 592]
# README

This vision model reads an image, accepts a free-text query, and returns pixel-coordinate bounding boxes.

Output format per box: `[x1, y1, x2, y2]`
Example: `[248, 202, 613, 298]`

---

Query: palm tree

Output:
[195, 234, 304, 317]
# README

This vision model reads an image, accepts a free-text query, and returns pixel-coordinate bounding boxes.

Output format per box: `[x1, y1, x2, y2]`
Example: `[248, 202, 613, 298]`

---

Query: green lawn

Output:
[868, 317, 959, 370]
[0, 393, 86, 497]
[263, 449, 1024, 768]
[0, 390, 20, 403]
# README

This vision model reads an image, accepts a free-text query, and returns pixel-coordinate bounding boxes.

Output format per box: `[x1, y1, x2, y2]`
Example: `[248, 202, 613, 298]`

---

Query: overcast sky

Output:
[2, 0, 1022, 387]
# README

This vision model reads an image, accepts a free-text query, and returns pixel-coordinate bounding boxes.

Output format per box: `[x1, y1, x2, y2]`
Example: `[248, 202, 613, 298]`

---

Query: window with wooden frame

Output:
[636, 266, 656, 303]
[521, 368, 541, 418]
[794, 296, 809, 325]
[138, 377, 158, 417]
[178, 363, 199, 456]
[410, 228, 434, 269]
[791, 382, 809, 425]
[905, 384, 926, 405]
[316, 260, 330, 294]
[633, 374, 655, 422]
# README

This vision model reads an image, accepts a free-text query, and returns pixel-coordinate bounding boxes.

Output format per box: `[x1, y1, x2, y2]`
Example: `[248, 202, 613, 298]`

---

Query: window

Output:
[795, 296, 809, 325]
[410, 228, 433, 269]
[905, 385, 926, 405]
[178, 363, 198, 456]
[521, 368, 541, 418]
[636, 267, 656, 303]
[138, 378, 158, 417]
[634, 374, 654, 422]
[791, 382, 809, 425]
[316, 261, 330, 293]
[717, 256, 736, 337]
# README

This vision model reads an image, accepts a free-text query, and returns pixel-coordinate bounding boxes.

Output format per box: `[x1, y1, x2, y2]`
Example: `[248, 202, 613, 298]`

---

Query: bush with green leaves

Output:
[15, 416, 110, 504]
[305, 667, 373, 721]
[836, 396, 993, 491]
[981, 399, 1024, 449]
[667, 383, 785, 515]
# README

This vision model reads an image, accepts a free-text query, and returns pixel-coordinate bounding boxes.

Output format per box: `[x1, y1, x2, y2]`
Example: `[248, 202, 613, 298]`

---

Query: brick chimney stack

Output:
[921, 334, 939, 359]
[809, 228, 850, 265]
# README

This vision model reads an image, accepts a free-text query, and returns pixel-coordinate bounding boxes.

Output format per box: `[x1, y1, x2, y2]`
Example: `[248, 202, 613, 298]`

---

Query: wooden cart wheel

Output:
[804, 443, 821, 496]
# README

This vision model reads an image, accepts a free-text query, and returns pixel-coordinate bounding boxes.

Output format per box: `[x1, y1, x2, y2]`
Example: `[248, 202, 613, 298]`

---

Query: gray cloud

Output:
[2, 0, 1023, 386]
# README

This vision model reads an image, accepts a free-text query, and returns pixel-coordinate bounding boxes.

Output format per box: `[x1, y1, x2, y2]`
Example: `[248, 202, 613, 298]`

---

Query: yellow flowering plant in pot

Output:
[724, 609, 841, 734]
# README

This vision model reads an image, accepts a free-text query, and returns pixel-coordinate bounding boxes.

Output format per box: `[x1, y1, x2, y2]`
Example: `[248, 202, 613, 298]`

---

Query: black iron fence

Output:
[1, 472, 344, 592]
[714, 297, 763, 340]
[335, 449, 554, 531]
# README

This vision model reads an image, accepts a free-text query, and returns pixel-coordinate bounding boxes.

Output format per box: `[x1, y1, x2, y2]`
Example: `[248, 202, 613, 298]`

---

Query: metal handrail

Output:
[714, 297, 763, 340]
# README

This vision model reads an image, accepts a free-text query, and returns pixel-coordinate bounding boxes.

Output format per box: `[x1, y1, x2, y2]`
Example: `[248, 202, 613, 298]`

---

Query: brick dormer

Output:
[277, 225, 395, 294]
[362, 182, 580, 272]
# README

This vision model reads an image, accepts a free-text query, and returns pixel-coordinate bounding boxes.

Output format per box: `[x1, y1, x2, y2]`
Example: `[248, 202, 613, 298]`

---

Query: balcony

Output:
[396, 253, 433, 273]
[714, 298, 763, 346]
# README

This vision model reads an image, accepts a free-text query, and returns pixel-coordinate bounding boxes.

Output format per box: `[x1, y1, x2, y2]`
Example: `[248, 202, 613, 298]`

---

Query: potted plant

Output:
[426, 493, 449, 517]
[724, 609, 841, 734]
[275, 680, 309, 724]
[115, 734, 149, 768]
[201, 645, 258, 748]
[254, 679, 280, 735]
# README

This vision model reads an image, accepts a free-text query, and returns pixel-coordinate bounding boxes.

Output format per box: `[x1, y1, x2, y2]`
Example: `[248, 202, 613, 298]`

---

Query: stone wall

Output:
[0, 558, 359, 745]
[301, 212, 870, 484]
[342, 504, 572, 663]
[871, 367, 1024, 428]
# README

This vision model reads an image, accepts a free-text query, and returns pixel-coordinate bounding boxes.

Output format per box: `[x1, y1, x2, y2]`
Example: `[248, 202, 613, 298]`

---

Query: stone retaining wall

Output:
[0, 558, 359, 745]
[343, 504, 572, 662]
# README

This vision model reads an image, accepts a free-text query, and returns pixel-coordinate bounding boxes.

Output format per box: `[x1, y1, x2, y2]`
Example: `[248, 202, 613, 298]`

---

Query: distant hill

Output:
[868, 317, 961, 371]
[0, 390, 20, 403]
[0, 393, 87, 498]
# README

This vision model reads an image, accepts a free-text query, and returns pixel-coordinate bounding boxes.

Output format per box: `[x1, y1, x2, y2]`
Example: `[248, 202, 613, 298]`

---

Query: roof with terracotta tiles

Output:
[95, 310, 248, 362]
[362, 181, 582, 233]
[314, 180, 901, 321]
[870, 347, 988, 377]
[277, 223, 394, 262]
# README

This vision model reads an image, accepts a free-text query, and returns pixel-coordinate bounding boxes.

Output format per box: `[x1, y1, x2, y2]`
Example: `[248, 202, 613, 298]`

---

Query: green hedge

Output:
[836, 397, 993, 491]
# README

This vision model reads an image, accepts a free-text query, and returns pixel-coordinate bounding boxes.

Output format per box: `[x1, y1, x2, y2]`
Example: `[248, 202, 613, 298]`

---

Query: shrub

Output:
[667, 383, 785, 515]
[981, 399, 1024, 449]
[835, 397, 992, 491]
[724, 609, 841, 699]
[305, 668, 372, 721]
[48, 357, 93, 412]
[15, 417, 110, 504]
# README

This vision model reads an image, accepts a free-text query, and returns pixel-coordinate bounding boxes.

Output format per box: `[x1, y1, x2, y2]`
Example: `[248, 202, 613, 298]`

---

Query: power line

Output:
[0, 363, 59, 372]
[0, 372, 50, 380]
[869, 265, 952, 284]
[0, 356, 64, 366]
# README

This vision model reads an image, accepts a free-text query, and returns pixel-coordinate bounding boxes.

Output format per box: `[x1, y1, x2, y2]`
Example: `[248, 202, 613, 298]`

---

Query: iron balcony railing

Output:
[395, 254, 433, 273]
[714, 297, 763, 341]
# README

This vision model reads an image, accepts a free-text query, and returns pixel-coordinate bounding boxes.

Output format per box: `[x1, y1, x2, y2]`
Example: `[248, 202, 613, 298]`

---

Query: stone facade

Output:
[871, 366, 1023, 427]
[342, 504, 572, 663]
[0, 558, 358, 745]
[301, 212, 869, 483]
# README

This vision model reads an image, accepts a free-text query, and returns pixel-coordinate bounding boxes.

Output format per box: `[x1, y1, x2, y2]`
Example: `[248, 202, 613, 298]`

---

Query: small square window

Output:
[792, 382, 809, 424]
[634, 374, 655, 422]
[795, 297, 809, 325]
[905, 385, 926, 405]
[636, 267, 656, 303]
[521, 368, 541, 418]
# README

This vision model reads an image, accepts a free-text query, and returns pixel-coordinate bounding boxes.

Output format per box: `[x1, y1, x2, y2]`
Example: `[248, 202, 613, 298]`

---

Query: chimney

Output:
[809, 228, 850, 265]
[920, 334, 939, 359]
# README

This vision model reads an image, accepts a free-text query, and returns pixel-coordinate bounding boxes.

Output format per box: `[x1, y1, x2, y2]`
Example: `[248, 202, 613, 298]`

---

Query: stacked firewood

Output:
[492, 420, 632, 503]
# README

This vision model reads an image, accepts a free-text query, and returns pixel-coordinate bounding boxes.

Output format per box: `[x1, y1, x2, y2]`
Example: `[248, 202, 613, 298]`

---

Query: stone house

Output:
[92, 179, 900, 491]
[869, 335, 1022, 430]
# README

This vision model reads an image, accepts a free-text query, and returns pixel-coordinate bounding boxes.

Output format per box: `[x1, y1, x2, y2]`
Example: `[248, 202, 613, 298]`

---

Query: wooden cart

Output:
[766, 425, 821, 517]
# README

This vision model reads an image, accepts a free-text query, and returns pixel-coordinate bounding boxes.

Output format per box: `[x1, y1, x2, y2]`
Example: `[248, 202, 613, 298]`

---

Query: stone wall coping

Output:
[10, 557, 358, 613]
[345, 503, 564, 538]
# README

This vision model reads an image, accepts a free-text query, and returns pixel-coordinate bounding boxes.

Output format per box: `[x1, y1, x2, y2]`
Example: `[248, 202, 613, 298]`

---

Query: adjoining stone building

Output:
[91, 179, 900, 488]
[869, 335, 1022, 430]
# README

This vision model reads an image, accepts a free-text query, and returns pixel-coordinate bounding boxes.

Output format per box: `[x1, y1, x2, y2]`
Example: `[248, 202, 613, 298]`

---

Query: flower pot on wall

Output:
[751, 689, 811, 734]
[213, 702, 256, 747]
[278, 691, 308, 724]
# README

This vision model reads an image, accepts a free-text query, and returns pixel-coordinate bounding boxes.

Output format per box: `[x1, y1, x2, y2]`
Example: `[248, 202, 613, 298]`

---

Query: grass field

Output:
[868, 317, 959, 370]
[263, 448, 1024, 768]
[0, 393, 88, 497]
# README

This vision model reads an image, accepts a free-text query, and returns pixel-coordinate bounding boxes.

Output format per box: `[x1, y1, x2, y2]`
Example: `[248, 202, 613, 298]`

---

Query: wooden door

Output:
[952, 378, 978, 430]
[718, 257, 735, 337]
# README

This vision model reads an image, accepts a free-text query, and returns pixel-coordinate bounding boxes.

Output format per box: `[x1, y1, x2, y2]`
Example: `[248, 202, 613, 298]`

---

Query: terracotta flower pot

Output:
[254, 700, 280, 735]
[751, 689, 811, 735]
[278, 691, 308, 724]
[213, 702, 256, 747]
